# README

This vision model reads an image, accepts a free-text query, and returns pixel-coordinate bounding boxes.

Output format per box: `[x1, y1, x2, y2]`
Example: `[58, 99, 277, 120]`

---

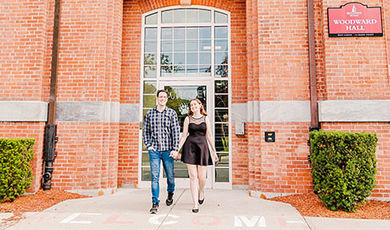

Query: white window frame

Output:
[138, 5, 232, 189]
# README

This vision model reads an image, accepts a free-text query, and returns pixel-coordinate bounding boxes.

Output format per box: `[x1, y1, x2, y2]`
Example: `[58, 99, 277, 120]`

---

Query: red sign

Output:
[328, 2, 383, 37]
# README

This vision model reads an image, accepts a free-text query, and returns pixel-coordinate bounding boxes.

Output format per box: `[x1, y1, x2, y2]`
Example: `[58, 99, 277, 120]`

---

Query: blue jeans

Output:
[149, 150, 175, 204]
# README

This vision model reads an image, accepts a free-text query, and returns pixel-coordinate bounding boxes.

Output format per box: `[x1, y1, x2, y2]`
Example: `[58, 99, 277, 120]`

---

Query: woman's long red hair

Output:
[187, 99, 207, 116]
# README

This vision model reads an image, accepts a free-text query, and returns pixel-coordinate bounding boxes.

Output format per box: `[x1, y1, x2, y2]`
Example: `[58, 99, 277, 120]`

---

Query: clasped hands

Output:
[169, 151, 180, 160]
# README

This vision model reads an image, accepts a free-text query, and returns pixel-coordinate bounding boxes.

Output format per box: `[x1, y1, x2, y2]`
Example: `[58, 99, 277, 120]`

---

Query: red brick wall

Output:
[321, 0, 390, 100]
[49, 0, 122, 191]
[53, 122, 119, 190]
[0, 1, 51, 192]
[258, 123, 312, 193]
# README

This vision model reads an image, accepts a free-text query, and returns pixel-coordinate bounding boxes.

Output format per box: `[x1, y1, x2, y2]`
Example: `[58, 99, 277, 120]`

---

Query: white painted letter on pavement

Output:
[149, 214, 179, 225]
[60, 213, 102, 224]
[234, 216, 266, 228]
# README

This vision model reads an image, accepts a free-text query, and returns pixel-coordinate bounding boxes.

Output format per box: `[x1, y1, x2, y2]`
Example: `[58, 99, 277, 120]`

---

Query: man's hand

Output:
[170, 151, 179, 160]
[148, 146, 156, 151]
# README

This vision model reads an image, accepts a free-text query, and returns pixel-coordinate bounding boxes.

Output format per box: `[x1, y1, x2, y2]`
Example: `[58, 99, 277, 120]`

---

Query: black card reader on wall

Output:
[265, 132, 275, 142]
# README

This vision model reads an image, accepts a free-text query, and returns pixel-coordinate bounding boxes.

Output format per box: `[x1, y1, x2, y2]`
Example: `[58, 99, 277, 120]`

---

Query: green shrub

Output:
[309, 130, 377, 212]
[0, 138, 35, 202]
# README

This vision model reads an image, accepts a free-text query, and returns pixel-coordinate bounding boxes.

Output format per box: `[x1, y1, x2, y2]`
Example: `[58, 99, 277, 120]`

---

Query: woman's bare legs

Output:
[197, 165, 207, 201]
[187, 164, 199, 209]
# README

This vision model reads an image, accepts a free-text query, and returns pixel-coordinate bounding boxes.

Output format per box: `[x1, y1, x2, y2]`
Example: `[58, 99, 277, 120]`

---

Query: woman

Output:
[171, 99, 218, 213]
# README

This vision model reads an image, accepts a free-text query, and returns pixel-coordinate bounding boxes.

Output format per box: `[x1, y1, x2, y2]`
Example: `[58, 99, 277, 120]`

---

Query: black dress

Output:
[181, 116, 213, 166]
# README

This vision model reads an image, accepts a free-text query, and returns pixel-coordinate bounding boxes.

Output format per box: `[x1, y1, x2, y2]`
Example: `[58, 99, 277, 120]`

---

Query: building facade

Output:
[1, 0, 389, 198]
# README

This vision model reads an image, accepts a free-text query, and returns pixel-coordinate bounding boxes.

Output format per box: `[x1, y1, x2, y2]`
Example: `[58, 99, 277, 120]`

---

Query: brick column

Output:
[246, 0, 261, 191]
[52, 0, 123, 194]
[0, 0, 53, 192]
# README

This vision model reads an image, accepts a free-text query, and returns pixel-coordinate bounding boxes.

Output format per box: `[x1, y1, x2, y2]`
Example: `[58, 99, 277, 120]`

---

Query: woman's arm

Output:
[205, 116, 218, 162]
[173, 116, 189, 159]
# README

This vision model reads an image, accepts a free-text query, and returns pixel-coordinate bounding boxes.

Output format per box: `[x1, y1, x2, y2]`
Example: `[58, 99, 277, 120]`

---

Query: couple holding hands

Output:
[143, 89, 218, 214]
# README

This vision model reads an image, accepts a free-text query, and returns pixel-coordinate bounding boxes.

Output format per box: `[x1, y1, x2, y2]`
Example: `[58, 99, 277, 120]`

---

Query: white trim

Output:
[0, 101, 48, 122]
[139, 6, 232, 189]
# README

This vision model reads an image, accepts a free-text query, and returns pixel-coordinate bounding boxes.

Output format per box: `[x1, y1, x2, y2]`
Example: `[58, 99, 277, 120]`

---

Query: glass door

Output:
[161, 81, 213, 188]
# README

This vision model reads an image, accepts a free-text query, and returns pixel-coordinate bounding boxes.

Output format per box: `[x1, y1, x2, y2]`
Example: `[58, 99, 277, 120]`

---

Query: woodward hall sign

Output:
[328, 2, 383, 37]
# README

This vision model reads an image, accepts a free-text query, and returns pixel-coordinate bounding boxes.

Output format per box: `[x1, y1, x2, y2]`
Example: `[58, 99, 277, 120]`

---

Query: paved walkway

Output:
[2, 188, 390, 230]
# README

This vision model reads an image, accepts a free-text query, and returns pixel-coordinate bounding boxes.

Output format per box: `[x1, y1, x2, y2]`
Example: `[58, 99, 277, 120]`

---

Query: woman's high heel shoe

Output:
[198, 198, 204, 205]
[192, 208, 199, 213]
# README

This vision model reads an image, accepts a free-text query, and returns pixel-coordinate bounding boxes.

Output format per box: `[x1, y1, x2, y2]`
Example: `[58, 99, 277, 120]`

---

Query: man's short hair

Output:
[156, 89, 168, 97]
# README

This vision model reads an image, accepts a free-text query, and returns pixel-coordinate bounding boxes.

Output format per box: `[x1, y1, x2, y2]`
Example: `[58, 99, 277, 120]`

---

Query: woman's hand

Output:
[214, 154, 219, 163]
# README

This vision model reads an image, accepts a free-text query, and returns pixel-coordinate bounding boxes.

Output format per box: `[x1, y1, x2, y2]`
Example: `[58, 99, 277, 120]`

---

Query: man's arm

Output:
[171, 111, 180, 151]
[143, 112, 152, 149]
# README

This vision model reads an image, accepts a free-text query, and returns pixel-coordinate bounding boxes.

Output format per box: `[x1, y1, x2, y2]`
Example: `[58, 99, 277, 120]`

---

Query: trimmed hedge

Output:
[309, 130, 377, 212]
[0, 139, 35, 202]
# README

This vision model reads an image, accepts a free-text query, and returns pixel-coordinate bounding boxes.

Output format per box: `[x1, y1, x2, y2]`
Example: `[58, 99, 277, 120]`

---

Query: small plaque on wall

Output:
[327, 2, 383, 37]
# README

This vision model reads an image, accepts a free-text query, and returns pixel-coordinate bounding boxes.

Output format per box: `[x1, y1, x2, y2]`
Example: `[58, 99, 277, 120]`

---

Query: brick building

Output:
[0, 0, 389, 198]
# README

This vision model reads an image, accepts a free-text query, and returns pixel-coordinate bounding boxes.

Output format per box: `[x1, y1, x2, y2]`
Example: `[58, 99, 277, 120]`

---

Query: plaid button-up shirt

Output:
[143, 106, 180, 152]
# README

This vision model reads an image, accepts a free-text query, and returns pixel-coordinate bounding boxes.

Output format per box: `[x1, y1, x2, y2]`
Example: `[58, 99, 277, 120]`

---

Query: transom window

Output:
[143, 8, 229, 79]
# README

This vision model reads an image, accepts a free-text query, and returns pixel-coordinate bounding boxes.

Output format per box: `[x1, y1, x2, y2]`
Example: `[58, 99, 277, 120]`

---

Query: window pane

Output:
[145, 28, 157, 40]
[215, 26, 228, 39]
[174, 53, 185, 65]
[161, 66, 173, 76]
[187, 53, 198, 65]
[215, 109, 229, 122]
[215, 40, 228, 51]
[162, 10, 173, 23]
[215, 95, 228, 107]
[187, 9, 198, 23]
[161, 28, 173, 40]
[215, 65, 228, 78]
[174, 40, 185, 52]
[215, 123, 229, 152]
[174, 9, 185, 23]
[143, 95, 156, 107]
[215, 168, 229, 182]
[144, 41, 157, 52]
[142, 152, 149, 166]
[143, 81, 157, 94]
[161, 53, 172, 65]
[174, 27, 185, 39]
[186, 27, 198, 39]
[143, 109, 148, 122]
[199, 65, 211, 75]
[215, 80, 228, 93]
[200, 40, 211, 51]
[215, 52, 228, 64]
[199, 27, 211, 39]
[144, 53, 157, 65]
[199, 9, 211, 23]
[199, 53, 211, 64]
[215, 12, 228, 23]
[174, 65, 185, 74]
[141, 167, 151, 181]
[217, 153, 229, 166]
[186, 40, 198, 51]
[173, 161, 189, 178]
[186, 65, 198, 73]
[161, 41, 172, 52]
[144, 66, 156, 78]
[145, 13, 157, 25]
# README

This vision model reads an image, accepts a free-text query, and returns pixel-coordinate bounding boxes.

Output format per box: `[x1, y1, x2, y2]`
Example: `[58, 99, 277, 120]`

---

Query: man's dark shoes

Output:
[166, 192, 174, 206]
[150, 203, 159, 214]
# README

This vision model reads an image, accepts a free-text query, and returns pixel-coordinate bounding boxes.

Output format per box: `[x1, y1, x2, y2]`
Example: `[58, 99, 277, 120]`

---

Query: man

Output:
[143, 89, 180, 214]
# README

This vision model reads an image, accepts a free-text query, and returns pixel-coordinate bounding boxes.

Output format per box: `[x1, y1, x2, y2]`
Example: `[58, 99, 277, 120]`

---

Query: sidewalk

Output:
[3, 188, 390, 230]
